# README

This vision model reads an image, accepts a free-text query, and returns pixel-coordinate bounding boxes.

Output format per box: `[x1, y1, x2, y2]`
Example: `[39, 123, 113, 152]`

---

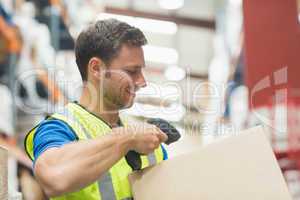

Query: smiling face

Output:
[101, 44, 147, 109]
[75, 19, 148, 111]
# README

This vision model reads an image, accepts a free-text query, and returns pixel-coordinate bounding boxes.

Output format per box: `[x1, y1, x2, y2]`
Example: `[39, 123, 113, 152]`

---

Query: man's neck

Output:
[79, 85, 120, 127]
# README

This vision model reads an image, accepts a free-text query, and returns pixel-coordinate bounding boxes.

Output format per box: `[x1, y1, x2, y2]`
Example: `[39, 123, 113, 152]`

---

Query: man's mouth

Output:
[125, 88, 136, 96]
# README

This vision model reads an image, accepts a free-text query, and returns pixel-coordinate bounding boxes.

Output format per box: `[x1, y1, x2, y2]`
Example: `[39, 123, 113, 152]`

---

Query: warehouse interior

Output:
[0, 0, 300, 199]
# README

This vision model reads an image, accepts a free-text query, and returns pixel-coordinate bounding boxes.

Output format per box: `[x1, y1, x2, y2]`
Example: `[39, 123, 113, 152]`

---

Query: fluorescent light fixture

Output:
[124, 102, 185, 122]
[97, 13, 177, 35]
[164, 65, 186, 81]
[158, 0, 184, 10]
[229, 0, 242, 7]
[143, 45, 178, 64]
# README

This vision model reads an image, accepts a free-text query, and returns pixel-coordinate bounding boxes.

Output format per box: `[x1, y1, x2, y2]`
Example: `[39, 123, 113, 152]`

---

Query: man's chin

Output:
[123, 100, 134, 109]
[119, 98, 135, 109]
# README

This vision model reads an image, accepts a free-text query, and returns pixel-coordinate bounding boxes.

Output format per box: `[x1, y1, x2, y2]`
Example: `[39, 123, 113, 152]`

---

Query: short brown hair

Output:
[75, 19, 147, 81]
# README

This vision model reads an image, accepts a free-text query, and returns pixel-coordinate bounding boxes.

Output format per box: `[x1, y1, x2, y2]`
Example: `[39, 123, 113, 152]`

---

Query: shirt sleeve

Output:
[161, 144, 168, 160]
[33, 119, 77, 164]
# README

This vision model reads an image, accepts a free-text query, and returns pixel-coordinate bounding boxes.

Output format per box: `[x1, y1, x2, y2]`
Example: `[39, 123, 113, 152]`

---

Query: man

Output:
[24, 19, 168, 199]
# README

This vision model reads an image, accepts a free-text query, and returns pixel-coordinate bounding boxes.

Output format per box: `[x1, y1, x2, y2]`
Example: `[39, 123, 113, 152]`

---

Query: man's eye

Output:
[125, 70, 137, 75]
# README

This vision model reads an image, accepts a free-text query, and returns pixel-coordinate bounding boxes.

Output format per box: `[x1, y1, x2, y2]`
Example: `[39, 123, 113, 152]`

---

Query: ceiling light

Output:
[229, 0, 242, 7]
[164, 65, 186, 81]
[125, 102, 185, 122]
[143, 45, 178, 65]
[158, 0, 184, 10]
[97, 13, 177, 35]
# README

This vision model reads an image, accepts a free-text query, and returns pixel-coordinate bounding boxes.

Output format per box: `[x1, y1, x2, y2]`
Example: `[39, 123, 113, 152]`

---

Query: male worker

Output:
[24, 19, 168, 199]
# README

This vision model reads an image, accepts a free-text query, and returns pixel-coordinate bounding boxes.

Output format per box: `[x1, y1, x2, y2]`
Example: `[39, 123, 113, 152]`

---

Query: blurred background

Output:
[0, 0, 300, 199]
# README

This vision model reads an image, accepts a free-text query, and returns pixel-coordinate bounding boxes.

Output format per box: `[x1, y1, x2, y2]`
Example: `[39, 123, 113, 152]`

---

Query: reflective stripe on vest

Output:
[147, 152, 157, 166]
[98, 172, 117, 200]
[24, 102, 165, 200]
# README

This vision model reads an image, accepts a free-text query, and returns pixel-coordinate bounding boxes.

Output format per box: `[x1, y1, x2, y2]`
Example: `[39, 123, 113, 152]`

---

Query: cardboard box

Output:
[129, 126, 292, 200]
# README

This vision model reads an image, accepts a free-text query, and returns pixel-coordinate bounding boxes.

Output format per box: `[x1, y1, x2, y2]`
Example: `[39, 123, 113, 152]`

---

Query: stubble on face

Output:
[100, 44, 146, 110]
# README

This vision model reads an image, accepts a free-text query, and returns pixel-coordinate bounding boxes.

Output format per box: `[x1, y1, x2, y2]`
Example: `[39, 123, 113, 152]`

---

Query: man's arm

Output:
[34, 125, 167, 197]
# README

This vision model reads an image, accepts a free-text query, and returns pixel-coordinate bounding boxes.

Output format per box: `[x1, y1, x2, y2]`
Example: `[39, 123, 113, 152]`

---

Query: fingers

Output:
[129, 124, 168, 154]
[157, 131, 168, 143]
[155, 129, 168, 143]
[141, 128, 165, 154]
[145, 124, 168, 143]
[151, 136, 160, 148]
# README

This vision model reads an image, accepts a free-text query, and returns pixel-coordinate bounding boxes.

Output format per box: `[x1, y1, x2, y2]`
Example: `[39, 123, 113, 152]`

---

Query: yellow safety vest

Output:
[24, 102, 165, 200]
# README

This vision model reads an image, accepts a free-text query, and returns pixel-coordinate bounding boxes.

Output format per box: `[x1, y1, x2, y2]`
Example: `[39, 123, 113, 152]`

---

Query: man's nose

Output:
[135, 73, 147, 90]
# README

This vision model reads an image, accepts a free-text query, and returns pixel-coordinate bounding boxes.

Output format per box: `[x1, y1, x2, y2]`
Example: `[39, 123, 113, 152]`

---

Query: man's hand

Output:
[132, 124, 168, 154]
[114, 124, 168, 155]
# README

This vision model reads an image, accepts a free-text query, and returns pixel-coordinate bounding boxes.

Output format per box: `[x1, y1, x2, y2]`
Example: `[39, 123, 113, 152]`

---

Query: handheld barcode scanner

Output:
[125, 118, 181, 170]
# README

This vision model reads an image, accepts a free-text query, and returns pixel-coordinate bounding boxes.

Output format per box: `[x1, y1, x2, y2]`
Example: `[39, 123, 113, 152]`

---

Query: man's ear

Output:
[88, 57, 104, 80]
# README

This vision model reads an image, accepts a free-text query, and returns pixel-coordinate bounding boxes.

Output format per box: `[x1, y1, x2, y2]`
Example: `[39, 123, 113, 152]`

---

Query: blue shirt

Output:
[33, 119, 168, 164]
